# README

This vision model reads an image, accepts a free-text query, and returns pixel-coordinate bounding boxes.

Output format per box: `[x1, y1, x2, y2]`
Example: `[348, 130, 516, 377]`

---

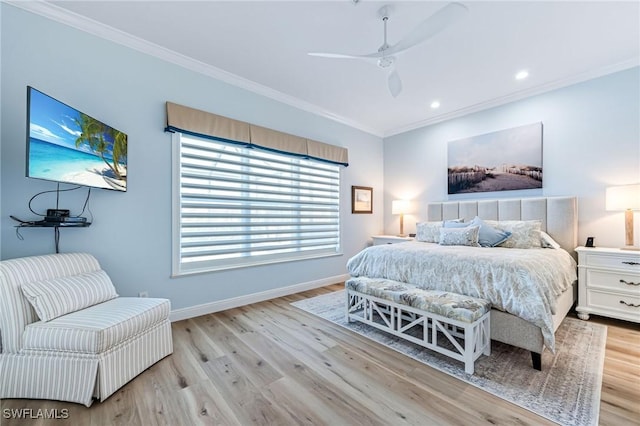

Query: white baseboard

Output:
[169, 274, 349, 322]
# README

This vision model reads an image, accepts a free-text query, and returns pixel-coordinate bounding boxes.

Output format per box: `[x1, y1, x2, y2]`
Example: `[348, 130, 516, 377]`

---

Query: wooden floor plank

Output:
[199, 354, 293, 426]
[1, 284, 638, 425]
[217, 307, 396, 425]
[175, 380, 243, 426]
[194, 314, 283, 388]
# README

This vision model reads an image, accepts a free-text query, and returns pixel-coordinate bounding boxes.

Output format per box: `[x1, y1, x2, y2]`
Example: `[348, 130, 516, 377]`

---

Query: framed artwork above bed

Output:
[447, 122, 543, 194]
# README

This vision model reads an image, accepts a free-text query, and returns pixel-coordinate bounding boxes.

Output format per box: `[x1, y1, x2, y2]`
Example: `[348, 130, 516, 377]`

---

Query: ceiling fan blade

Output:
[386, 2, 468, 56]
[308, 51, 383, 60]
[388, 69, 402, 97]
[308, 52, 365, 59]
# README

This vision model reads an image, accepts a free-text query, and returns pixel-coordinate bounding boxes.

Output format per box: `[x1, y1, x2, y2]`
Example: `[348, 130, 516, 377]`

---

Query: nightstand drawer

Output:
[582, 252, 640, 272]
[586, 270, 640, 294]
[586, 289, 640, 319]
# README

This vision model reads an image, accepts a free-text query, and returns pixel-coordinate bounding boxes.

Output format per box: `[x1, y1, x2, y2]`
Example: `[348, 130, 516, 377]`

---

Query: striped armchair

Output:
[0, 253, 173, 406]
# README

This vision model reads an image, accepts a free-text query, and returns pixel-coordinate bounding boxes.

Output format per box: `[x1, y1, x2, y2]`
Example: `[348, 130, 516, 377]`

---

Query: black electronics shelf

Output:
[18, 222, 91, 228]
[11, 216, 91, 254]
[10, 216, 91, 228]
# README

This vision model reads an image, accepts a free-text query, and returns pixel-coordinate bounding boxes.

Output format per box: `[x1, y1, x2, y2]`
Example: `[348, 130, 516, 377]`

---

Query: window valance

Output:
[165, 102, 349, 166]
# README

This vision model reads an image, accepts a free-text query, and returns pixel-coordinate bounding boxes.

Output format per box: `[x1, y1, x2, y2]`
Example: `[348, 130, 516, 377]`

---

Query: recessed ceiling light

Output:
[515, 70, 529, 80]
[430, 101, 440, 109]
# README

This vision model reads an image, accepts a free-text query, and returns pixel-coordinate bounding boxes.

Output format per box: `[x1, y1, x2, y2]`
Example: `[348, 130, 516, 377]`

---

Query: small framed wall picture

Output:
[352, 186, 373, 214]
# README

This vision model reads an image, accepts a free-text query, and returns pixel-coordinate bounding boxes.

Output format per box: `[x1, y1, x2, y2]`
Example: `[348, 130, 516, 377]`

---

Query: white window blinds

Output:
[173, 133, 342, 274]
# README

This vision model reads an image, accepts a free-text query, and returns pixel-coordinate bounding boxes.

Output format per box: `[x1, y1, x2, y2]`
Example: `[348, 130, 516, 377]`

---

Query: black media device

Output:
[44, 216, 87, 223]
[585, 237, 595, 247]
[46, 209, 70, 218]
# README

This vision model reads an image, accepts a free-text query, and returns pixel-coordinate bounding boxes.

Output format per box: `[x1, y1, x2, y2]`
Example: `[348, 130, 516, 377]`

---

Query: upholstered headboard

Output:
[427, 196, 578, 255]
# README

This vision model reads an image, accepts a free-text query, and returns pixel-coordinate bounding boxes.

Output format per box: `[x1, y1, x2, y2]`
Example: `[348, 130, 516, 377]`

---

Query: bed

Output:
[346, 196, 578, 370]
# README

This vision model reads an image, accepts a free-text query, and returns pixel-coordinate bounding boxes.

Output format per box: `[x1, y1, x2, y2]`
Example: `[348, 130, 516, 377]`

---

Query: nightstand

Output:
[575, 246, 640, 323]
[372, 235, 413, 246]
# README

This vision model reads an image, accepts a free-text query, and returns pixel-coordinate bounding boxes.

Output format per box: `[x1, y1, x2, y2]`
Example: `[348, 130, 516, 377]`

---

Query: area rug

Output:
[291, 290, 607, 426]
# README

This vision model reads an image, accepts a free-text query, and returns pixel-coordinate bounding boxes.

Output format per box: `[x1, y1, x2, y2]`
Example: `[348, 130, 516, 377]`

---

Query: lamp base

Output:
[621, 246, 640, 251]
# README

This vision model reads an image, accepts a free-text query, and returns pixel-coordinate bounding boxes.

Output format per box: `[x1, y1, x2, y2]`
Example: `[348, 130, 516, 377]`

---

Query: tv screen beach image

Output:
[447, 122, 542, 194]
[27, 87, 127, 191]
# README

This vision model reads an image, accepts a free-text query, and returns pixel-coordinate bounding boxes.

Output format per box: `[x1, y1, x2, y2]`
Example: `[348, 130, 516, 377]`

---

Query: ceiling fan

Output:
[309, 2, 468, 97]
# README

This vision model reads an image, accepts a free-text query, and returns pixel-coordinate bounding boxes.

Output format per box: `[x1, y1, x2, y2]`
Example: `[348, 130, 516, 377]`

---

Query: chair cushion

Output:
[0, 253, 101, 353]
[22, 297, 170, 354]
[20, 270, 118, 322]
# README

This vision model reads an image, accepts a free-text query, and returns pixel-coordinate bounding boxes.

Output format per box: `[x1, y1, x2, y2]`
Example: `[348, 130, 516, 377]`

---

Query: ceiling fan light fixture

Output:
[377, 56, 395, 68]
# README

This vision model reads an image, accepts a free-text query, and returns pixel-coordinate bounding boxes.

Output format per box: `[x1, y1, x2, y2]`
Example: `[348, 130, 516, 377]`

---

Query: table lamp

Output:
[391, 200, 410, 237]
[606, 184, 640, 250]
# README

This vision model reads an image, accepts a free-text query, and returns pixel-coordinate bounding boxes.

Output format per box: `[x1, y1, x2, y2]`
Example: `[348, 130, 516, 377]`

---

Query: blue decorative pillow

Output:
[443, 219, 467, 228]
[470, 216, 512, 247]
[540, 231, 561, 249]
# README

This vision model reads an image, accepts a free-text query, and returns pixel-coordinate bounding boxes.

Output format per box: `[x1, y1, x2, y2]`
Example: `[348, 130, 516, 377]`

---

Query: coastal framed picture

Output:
[351, 186, 373, 214]
[447, 122, 542, 194]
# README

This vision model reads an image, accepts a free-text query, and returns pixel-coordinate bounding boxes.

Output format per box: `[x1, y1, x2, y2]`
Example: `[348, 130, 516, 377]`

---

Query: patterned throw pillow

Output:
[416, 219, 464, 242]
[484, 220, 543, 249]
[20, 270, 118, 322]
[438, 225, 480, 247]
[415, 221, 443, 243]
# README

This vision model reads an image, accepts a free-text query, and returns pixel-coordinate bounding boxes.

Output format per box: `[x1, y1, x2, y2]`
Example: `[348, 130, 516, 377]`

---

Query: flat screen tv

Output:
[26, 86, 127, 191]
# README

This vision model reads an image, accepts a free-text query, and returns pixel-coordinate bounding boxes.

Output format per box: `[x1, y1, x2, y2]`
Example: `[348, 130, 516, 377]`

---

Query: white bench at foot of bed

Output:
[346, 277, 491, 374]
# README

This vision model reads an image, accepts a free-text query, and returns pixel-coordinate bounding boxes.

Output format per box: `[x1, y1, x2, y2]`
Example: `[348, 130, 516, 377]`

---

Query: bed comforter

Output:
[346, 241, 577, 351]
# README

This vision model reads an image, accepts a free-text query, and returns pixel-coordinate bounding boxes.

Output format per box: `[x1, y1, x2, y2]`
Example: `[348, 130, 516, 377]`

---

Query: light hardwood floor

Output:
[1, 284, 638, 425]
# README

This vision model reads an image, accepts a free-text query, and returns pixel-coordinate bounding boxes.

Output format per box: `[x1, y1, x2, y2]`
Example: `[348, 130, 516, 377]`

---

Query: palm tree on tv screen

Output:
[74, 113, 127, 181]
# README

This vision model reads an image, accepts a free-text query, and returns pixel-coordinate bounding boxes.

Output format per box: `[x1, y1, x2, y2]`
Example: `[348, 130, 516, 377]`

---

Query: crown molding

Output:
[6, 0, 384, 138]
[7, 1, 637, 140]
[384, 57, 640, 138]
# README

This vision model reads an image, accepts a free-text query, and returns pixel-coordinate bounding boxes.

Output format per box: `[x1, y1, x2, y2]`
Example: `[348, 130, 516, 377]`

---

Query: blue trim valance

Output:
[165, 102, 348, 167]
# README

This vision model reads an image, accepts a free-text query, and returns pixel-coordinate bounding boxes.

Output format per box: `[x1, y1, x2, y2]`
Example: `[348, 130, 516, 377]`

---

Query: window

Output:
[172, 133, 342, 275]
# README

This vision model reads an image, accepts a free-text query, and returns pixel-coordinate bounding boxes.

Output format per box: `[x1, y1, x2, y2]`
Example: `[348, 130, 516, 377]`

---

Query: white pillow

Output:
[20, 270, 118, 322]
[540, 231, 561, 249]
[439, 225, 480, 247]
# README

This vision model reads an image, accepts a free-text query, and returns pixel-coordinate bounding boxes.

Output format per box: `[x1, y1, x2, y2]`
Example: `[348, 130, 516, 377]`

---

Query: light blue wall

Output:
[384, 67, 640, 248]
[0, 5, 384, 309]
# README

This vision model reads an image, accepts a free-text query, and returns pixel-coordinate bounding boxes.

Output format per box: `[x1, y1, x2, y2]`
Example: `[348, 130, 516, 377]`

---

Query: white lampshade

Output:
[391, 200, 410, 215]
[606, 184, 640, 211]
